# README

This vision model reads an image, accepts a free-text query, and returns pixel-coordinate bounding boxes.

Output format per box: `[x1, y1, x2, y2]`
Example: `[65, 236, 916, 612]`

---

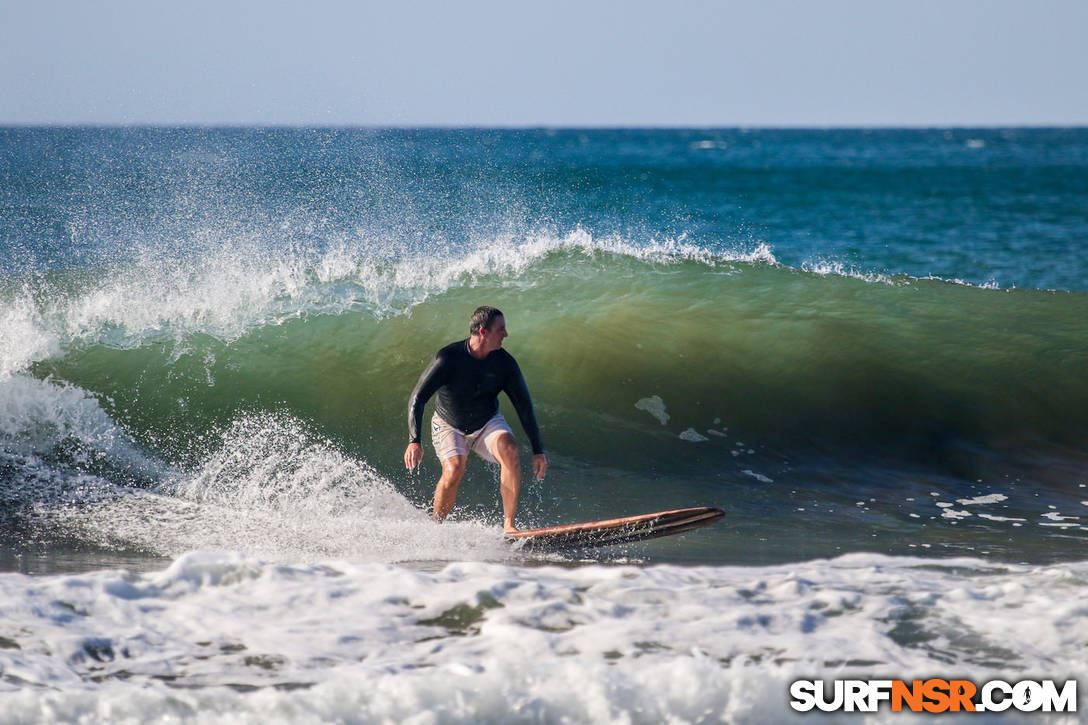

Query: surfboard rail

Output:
[505, 506, 724, 550]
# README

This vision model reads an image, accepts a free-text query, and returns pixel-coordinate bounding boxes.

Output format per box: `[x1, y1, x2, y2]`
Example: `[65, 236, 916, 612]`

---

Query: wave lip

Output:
[7, 221, 1044, 385]
[0, 229, 782, 378]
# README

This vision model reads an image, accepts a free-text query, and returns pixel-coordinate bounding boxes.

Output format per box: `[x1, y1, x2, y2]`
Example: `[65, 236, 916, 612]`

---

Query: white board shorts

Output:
[431, 413, 513, 464]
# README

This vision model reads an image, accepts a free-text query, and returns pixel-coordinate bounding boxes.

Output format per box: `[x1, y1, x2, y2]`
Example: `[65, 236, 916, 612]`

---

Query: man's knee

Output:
[491, 433, 519, 465]
[441, 455, 467, 482]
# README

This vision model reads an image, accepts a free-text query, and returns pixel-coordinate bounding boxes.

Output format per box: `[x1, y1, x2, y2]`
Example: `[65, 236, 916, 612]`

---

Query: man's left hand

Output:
[533, 453, 548, 481]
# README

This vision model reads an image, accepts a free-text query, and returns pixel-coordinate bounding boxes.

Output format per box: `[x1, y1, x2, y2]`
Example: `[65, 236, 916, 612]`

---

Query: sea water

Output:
[1, 128, 1086, 723]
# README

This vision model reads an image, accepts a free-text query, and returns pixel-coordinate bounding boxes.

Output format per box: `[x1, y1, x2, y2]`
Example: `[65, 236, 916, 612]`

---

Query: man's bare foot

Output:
[503, 524, 518, 534]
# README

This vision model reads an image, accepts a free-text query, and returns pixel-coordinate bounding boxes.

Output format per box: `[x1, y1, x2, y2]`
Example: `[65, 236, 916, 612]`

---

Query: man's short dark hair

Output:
[470, 306, 504, 335]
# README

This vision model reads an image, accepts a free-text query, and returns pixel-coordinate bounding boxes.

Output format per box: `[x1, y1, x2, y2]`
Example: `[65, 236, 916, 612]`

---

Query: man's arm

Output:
[503, 358, 547, 480]
[405, 353, 447, 470]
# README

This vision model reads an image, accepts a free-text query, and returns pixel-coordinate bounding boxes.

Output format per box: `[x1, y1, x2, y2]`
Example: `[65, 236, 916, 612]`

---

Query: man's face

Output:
[481, 315, 508, 350]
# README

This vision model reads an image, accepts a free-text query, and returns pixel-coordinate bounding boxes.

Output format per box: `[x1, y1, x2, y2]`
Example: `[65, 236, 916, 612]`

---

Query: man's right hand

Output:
[404, 442, 423, 471]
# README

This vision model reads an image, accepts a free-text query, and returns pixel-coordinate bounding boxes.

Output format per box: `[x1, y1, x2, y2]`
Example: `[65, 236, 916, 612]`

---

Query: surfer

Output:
[404, 306, 547, 533]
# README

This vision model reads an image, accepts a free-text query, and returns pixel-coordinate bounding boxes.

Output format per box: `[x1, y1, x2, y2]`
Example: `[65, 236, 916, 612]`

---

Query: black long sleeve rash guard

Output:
[407, 339, 544, 455]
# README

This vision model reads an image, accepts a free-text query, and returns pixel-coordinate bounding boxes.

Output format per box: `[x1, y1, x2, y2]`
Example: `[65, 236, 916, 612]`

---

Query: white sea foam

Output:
[634, 395, 670, 425]
[0, 296, 62, 379]
[678, 428, 708, 442]
[690, 139, 729, 151]
[29, 412, 511, 566]
[802, 259, 896, 285]
[920, 274, 1003, 290]
[803, 258, 1009, 290]
[1041, 511, 1078, 522]
[0, 553, 1085, 723]
[0, 370, 511, 566]
[0, 374, 160, 478]
[957, 493, 1008, 506]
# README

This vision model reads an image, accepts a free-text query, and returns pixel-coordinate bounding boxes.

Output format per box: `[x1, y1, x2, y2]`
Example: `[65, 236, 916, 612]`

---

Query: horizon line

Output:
[3, 122, 1087, 131]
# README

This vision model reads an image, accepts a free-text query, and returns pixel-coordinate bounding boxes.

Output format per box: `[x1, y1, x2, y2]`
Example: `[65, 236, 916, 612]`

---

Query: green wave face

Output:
[32, 251, 1088, 473]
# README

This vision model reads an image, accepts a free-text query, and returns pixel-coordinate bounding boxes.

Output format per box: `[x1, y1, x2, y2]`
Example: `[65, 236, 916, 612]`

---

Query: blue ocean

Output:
[1, 127, 1086, 722]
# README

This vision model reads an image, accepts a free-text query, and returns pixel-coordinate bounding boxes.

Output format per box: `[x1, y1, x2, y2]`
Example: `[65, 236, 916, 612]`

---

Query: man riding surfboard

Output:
[404, 306, 547, 533]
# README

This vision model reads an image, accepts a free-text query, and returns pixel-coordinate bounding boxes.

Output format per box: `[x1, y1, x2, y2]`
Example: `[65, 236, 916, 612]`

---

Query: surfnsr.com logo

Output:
[790, 679, 1077, 713]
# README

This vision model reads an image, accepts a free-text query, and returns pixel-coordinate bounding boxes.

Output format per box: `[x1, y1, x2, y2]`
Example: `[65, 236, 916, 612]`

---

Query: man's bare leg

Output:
[433, 455, 467, 521]
[490, 433, 521, 532]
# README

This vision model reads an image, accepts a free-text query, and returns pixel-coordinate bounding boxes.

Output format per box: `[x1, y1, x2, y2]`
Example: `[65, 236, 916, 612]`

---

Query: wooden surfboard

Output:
[505, 506, 724, 551]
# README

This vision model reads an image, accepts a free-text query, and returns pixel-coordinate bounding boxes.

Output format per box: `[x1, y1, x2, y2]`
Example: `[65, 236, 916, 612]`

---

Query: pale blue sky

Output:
[2, 0, 1086, 126]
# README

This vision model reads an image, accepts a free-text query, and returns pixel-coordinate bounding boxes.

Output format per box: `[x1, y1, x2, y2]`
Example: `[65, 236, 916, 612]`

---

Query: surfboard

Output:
[505, 506, 724, 551]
